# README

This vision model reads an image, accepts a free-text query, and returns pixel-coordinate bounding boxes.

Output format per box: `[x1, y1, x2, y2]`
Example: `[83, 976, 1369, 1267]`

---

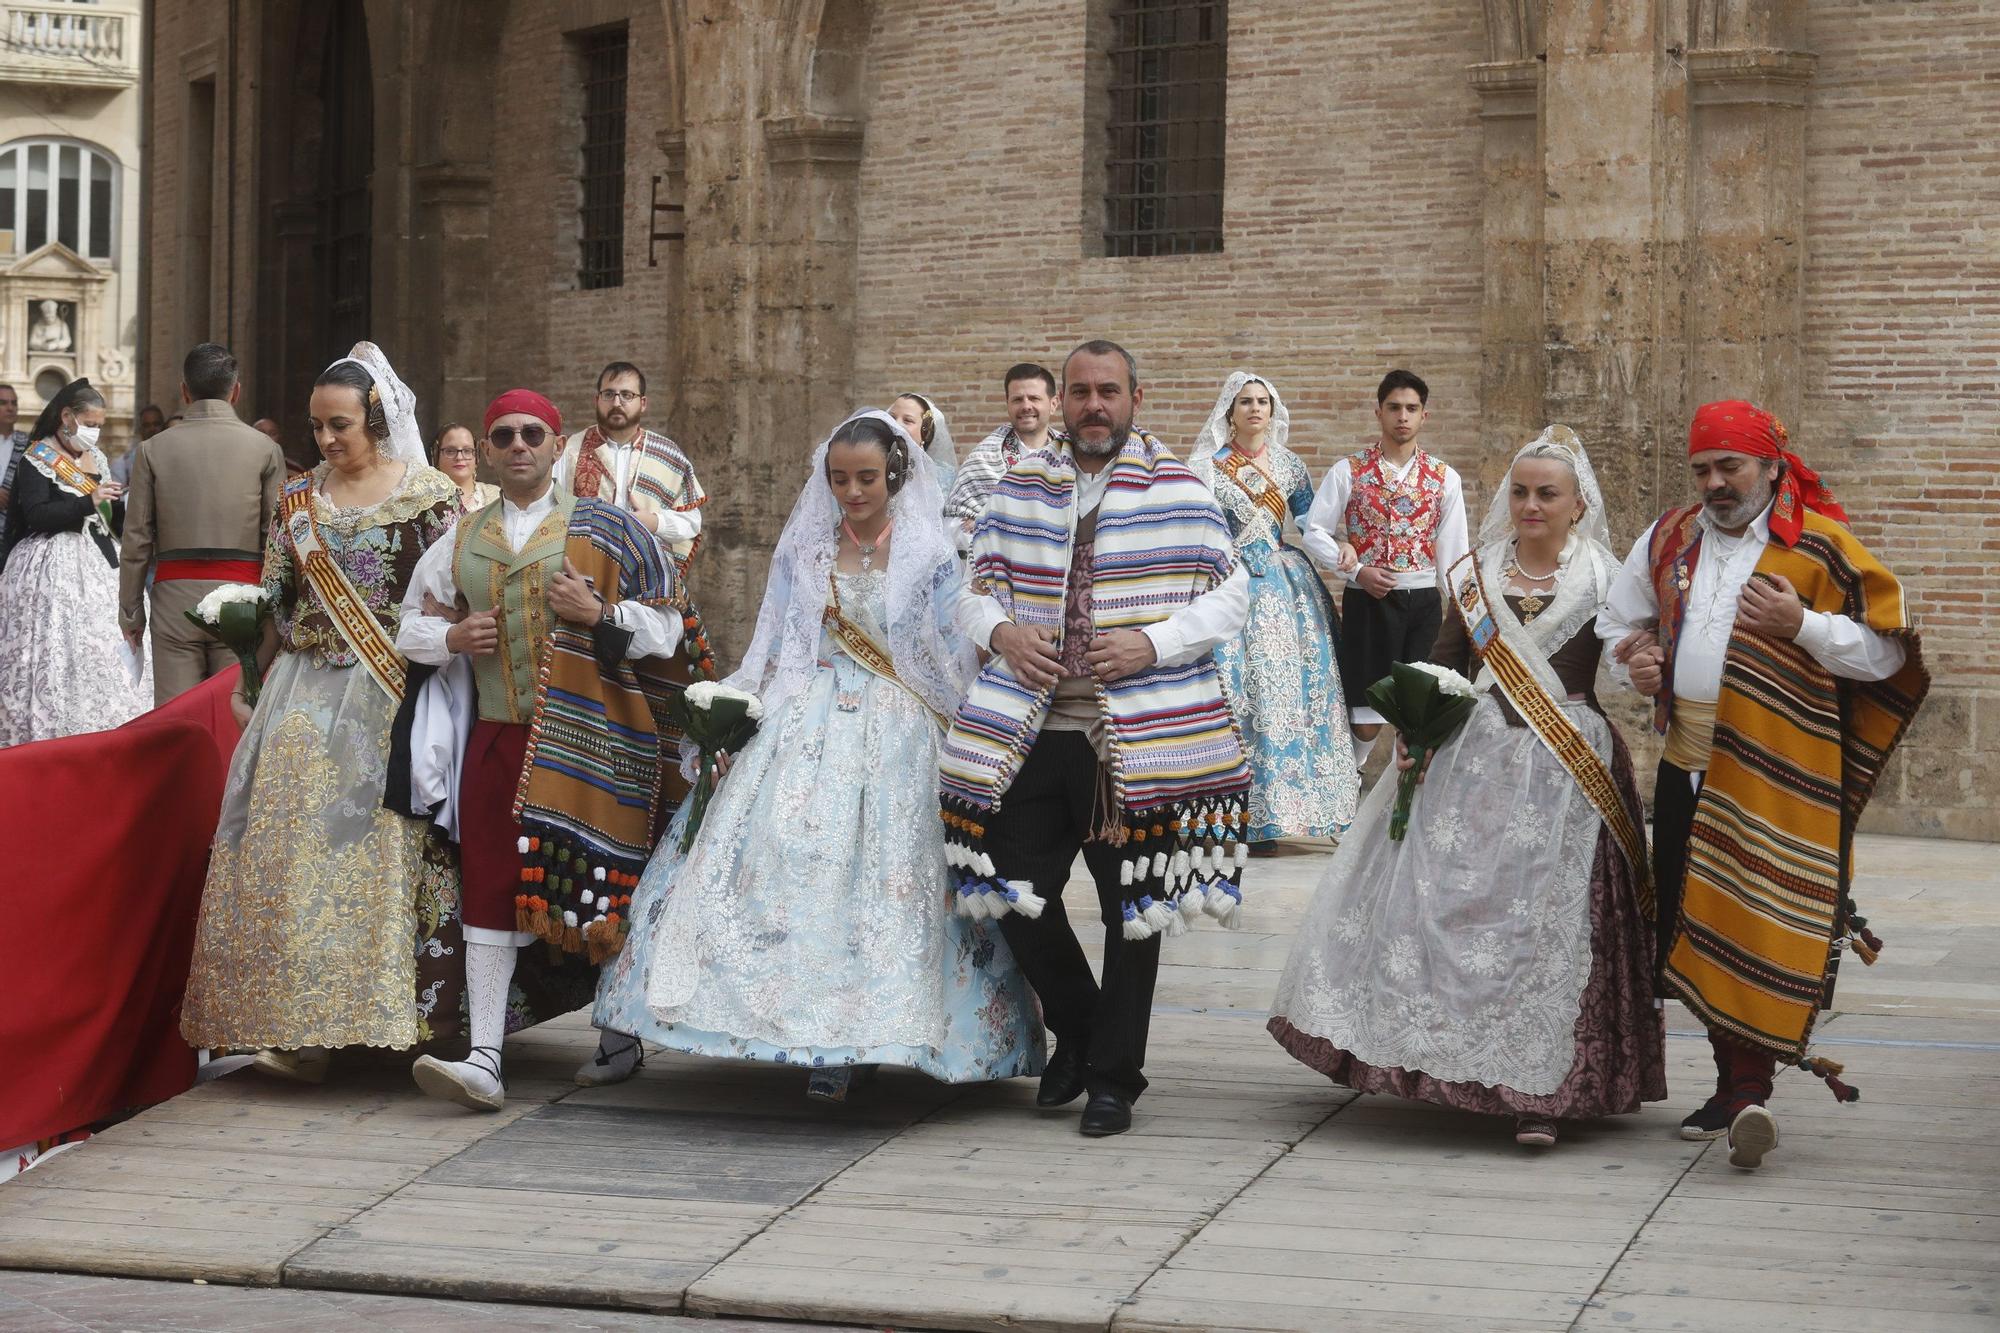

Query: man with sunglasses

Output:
[395, 388, 685, 1114]
[555, 361, 705, 572]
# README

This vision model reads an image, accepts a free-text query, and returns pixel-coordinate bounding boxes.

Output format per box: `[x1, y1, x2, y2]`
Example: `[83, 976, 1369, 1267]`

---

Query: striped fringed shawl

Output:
[939, 431, 1253, 940]
[1651, 505, 1928, 1077]
[513, 497, 683, 963]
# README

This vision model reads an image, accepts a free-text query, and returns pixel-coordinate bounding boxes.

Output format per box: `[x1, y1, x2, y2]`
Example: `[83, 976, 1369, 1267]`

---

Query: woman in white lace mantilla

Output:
[594, 410, 1044, 1101]
[1189, 372, 1359, 846]
[1268, 427, 1664, 1147]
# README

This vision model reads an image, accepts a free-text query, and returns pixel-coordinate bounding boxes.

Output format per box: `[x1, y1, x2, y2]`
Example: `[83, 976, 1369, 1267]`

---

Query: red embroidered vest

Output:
[1344, 446, 1447, 573]
[1645, 503, 1706, 736]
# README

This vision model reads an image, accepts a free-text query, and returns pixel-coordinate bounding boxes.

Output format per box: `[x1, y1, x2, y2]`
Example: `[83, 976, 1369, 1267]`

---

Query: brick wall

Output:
[1800, 3, 2000, 836]
[486, 2, 682, 438]
[851, 0, 1488, 483]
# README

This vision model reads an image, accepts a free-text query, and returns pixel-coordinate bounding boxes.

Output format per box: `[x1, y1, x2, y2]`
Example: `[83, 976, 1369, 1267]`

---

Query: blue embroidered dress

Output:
[1207, 443, 1359, 840]
[595, 569, 1045, 1081]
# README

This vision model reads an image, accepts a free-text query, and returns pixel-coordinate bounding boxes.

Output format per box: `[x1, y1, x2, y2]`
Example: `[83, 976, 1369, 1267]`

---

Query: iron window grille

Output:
[577, 26, 629, 291]
[1103, 0, 1226, 257]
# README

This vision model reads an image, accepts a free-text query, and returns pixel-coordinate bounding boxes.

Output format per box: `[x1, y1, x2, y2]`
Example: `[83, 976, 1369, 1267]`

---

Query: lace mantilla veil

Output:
[1189, 371, 1291, 483]
[1468, 425, 1617, 680]
[326, 341, 428, 471]
[724, 408, 974, 723]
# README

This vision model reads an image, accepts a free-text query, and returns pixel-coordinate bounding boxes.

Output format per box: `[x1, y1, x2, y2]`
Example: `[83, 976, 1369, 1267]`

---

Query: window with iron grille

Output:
[1102, 0, 1226, 257]
[577, 26, 628, 290]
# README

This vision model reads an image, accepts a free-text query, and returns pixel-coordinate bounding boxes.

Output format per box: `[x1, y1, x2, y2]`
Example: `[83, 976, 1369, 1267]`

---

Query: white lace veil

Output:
[896, 392, 958, 479]
[724, 408, 975, 723]
[1189, 371, 1289, 481]
[325, 341, 427, 470]
[1476, 424, 1616, 605]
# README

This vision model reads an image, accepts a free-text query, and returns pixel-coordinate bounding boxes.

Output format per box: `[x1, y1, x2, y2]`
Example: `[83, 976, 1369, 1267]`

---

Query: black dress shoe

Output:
[1036, 1043, 1087, 1108]
[1078, 1092, 1132, 1137]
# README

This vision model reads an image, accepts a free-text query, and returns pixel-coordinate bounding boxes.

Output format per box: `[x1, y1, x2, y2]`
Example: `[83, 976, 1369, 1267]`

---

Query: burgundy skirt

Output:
[458, 719, 530, 931]
[1269, 734, 1668, 1120]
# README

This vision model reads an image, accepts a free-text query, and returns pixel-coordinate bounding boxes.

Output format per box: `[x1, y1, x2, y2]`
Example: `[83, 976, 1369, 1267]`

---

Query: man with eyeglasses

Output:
[554, 360, 715, 1088]
[395, 388, 685, 1113]
[555, 361, 705, 572]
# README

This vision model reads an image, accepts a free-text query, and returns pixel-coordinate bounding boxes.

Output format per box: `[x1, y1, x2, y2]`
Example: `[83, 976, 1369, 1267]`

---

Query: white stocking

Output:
[465, 939, 518, 1073]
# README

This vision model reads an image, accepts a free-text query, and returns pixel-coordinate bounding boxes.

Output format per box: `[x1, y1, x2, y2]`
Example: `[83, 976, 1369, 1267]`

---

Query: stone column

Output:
[1466, 54, 1543, 496]
[1683, 45, 1815, 425]
[670, 0, 867, 656]
[1537, 0, 1684, 541]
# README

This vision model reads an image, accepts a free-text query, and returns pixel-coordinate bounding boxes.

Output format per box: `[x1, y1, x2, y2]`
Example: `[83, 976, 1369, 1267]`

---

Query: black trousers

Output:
[1338, 584, 1445, 705]
[987, 730, 1160, 1102]
[1650, 759, 1700, 984]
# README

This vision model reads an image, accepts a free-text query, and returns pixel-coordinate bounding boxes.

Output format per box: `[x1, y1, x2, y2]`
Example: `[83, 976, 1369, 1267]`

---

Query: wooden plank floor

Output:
[1, 833, 1994, 1333]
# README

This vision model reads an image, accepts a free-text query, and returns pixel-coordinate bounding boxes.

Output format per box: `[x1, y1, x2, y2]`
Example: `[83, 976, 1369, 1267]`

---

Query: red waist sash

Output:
[155, 558, 263, 584]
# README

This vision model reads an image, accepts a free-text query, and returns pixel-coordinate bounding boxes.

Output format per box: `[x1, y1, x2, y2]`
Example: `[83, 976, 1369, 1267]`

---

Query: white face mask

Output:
[69, 423, 100, 450]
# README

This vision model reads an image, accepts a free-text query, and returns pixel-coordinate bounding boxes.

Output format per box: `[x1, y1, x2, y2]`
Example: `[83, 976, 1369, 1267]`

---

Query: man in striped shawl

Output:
[942, 340, 1250, 1138]
[942, 361, 1061, 552]
[1600, 399, 1926, 1170]
[395, 389, 684, 1113]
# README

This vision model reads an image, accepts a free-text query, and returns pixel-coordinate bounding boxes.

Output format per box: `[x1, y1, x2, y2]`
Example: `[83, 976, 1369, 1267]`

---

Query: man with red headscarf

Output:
[391, 389, 684, 1112]
[1599, 400, 1928, 1170]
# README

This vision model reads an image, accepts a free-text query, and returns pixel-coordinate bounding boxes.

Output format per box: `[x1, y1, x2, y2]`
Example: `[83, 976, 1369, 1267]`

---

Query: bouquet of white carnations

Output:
[186, 583, 271, 704]
[1365, 661, 1479, 841]
[665, 680, 763, 852]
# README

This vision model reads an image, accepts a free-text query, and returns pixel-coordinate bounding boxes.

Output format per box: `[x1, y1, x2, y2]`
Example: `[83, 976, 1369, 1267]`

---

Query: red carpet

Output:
[0, 668, 240, 1148]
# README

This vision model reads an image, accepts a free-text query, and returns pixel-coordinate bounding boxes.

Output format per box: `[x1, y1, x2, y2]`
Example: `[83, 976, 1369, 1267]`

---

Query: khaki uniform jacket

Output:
[119, 399, 286, 632]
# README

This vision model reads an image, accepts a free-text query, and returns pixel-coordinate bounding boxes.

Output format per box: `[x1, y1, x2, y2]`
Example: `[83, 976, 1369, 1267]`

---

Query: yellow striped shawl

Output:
[1663, 510, 1928, 1060]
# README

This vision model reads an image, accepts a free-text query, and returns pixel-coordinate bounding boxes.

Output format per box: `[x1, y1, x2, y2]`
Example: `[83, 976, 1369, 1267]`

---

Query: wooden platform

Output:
[2, 833, 1995, 1333]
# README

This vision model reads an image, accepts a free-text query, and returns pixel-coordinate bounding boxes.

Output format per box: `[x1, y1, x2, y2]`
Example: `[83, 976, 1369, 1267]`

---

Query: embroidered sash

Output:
[25, 440, 98, 497]
[1448, 553, 1649, 899]
[280, 479, 406, 702]
[1216, 449, 1289, 532]
[822, 572, 952, 731]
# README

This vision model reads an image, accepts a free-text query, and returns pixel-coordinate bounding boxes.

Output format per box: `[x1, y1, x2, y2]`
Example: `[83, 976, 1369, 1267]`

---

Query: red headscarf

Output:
[484, 388, 561, 436]
[1687, 399, 1848, 544]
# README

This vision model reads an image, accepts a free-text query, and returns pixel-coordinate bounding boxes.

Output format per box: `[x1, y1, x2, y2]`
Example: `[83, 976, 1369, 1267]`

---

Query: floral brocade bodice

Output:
[263, 463, 460, 668]
[1211, 443, 1315, 577]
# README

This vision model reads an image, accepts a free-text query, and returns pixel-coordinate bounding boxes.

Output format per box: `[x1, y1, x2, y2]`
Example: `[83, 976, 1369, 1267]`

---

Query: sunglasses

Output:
[487, 425, 551, 449]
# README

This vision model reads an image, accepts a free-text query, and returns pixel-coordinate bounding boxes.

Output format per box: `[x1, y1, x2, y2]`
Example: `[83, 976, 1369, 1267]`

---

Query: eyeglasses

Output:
[438, 447, 477, 460]
[487, 425, 551, 448]
[596, 389, 642, 404]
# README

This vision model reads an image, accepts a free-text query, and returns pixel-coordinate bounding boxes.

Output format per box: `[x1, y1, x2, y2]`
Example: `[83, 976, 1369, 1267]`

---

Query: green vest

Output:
[456, 490, 576, 724]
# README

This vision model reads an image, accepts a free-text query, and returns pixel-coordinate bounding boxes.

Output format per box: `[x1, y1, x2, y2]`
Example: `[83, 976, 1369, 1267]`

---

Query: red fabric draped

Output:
[0, 667, 241, 1148]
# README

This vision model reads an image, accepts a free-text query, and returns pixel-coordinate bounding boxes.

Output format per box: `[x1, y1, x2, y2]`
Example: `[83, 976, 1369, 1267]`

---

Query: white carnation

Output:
[1405, 661, 1478, 698]
[193, 582, 266, 621]
[685, 680, 763, 721]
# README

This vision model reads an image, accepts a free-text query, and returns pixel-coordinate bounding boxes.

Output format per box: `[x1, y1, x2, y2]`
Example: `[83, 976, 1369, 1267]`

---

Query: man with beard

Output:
[1600, 399, 1926, 1170]
[940, 340, 1251, 1138]
[1302, 369, 1468, 769]
[943, 362, 1061, 552]
[555, 361, 705, 571]
[554, 360, 713, 1087]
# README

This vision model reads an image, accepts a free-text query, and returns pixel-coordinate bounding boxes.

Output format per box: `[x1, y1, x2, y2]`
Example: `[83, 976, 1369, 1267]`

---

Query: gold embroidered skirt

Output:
[181, 651, 436, 1051]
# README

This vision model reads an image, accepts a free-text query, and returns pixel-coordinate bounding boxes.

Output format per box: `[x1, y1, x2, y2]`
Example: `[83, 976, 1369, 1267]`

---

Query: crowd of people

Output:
[0, 335, 1927, 1167]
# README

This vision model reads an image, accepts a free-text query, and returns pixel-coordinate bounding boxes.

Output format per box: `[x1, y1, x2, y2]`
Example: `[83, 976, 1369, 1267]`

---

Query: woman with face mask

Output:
[0, 377, 153, 745]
